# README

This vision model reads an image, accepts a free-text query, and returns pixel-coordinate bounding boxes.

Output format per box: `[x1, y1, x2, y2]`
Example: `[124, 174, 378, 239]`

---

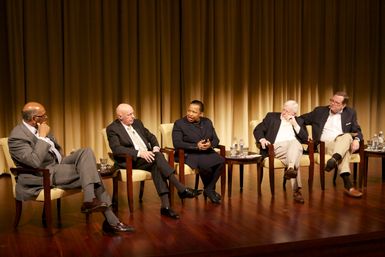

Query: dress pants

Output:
[134, 152, 174, 196]
[274, 139, 303, 190]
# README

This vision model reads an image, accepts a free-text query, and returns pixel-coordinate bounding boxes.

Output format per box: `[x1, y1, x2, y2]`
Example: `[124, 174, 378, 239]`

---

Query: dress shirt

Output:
[122, 124, 148, 154]
[320, 110, 343, 142]
[275, 117, 300, 143]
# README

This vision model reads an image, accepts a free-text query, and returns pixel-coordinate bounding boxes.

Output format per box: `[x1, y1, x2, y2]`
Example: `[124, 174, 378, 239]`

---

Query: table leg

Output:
[239, 164, 244, 191]
[382, 157, 385, 181]
[221, 164, 226, 198]
[227, 163, 233, 198]
[112, 175, 119, 213]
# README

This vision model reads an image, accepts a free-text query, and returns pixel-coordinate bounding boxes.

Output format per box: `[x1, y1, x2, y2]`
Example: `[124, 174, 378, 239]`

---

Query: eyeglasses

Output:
[329, 98, 343, 105]
[34, 113, 47, 119]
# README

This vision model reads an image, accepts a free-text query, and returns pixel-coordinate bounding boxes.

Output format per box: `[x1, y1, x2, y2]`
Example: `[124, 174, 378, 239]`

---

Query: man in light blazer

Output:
[300, 91, 363, 198]
[253, 100, 308, 203]
[8, 102, 134, 233]
[106, 103, 201, 220]
[172, 100, 225, 204]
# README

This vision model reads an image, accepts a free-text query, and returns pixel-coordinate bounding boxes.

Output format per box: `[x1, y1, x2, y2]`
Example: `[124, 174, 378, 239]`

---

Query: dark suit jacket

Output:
[253, 112, 308, 158]
[300, 106, 363, 146]
[106, 119, 160, 167]
[172, 116, 224, 170]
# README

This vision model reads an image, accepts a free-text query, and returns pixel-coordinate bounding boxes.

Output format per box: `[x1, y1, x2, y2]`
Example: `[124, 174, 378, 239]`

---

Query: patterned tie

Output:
[46, 137, 63, 163]
[127, 126, 148, 151]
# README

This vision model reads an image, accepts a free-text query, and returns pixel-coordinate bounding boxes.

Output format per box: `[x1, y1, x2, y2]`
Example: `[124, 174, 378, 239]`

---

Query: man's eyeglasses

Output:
[34, 113, 47, 119]
[329, 99, 343, 105]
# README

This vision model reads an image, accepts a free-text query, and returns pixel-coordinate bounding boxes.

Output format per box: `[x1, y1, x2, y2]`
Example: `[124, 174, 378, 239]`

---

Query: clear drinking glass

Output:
[366, 140, 373, 150]
[100, 158, 108, 171]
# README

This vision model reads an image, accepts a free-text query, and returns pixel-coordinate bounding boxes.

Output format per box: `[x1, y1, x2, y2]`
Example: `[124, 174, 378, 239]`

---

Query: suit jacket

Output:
[253, 112, 308, 158]
[106, 119, 159, 166]
[172, 116, 224, 170]
[300, 106, 363, 145]
[8, 123, 61, 200]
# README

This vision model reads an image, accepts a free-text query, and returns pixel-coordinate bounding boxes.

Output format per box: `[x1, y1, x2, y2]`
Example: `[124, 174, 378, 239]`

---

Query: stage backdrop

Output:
[0, 0, 384, 160]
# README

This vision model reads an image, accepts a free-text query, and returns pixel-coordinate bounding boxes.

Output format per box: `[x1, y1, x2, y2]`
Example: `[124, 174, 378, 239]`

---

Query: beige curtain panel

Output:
[0, 0, 384, 160]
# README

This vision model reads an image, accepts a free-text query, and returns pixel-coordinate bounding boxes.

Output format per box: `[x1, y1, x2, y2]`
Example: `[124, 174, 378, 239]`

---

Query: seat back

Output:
[100, 128, 115, 165]
[249, 120, 260, 153]
[0, 138, 17, 197]
[159, 123, 174, 148]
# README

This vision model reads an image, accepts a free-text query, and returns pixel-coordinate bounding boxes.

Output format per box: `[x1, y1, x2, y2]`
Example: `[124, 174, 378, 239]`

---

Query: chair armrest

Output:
[160, 148, 175, 167]
[10, 167, 51, 201]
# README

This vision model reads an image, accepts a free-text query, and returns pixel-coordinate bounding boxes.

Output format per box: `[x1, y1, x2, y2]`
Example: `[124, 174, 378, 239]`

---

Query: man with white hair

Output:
[253, 100, 308, 203]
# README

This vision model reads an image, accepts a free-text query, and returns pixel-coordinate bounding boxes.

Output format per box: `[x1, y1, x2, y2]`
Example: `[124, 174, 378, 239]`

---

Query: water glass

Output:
[100, 158, 108, 171]
[242, 147, 249, 157]
[230, 146, 237, 157]
[366, 140, 372, 150]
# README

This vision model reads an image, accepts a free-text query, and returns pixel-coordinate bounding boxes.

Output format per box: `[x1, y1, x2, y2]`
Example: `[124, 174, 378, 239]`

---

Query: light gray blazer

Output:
[8, 123, 60, 200]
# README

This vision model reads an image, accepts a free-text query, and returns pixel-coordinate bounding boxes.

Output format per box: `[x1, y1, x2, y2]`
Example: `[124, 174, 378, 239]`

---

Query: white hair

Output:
[283, 100, 299, 114]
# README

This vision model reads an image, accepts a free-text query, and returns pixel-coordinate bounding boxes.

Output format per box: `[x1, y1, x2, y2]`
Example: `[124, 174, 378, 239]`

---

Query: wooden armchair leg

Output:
[257, 165, 263, 196]
[57, 199, 62, 226]
[14, 199, 22, 228]
[194, 174, 200, 190]
[269, 166, 275, 195]
[139, 181, 145, 203]
[333, 167, 338, 186]
[283, 178, 287, 191]
[353, 163, 358, 184]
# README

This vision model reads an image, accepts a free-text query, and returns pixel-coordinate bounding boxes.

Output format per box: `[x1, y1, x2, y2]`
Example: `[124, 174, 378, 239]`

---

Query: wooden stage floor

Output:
[1, 159, 385, 257]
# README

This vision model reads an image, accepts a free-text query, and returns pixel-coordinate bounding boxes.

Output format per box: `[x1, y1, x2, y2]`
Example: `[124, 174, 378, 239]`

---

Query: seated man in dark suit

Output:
[253, 100, 308, 203]
[8, 102, 133, 233]
[172, 100, 225, 204]
[301, 91, 363, 198]
[106, 103, 201, 219]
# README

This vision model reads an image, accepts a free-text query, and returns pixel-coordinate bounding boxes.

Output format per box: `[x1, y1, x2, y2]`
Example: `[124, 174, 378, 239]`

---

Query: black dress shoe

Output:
[284, 167, 297, 179]
[102, 220, 135, 233]
[325, 157, 337, 172]
[203, 190, 221, 204]
[81, 198, 108, 213]
[178, 188, 203, 199]
[213, 191, 222, 200]
[160, 207, 180, 219]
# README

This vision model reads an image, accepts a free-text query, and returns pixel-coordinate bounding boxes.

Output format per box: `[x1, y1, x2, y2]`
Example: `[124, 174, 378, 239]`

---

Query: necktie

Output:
[46, 137, 62, 163]
[127, 126, 148, 151]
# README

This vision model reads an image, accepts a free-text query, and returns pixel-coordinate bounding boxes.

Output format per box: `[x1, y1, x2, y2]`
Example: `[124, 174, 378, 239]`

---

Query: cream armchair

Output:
[249, 120, 315, 196]
[0, 137, 86, 232]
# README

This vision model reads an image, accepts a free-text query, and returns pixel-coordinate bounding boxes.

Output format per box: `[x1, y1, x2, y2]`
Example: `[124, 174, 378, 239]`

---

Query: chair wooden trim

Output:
[318, 140, 364, 190]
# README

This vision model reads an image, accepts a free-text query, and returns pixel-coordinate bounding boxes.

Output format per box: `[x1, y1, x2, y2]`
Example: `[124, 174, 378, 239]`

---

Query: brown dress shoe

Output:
[81, 198, 108, 213]
[293, 190, 305, 204]
[344, 188, 363, 198]
[284, 167, 297, 179]
[102, 220, 135, 233]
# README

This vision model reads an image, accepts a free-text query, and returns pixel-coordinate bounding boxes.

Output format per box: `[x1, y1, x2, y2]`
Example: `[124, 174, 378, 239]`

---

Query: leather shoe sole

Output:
[160, 207, 180, 219]
[81, 198, 108, 213]
[102, 220, 135, 233]
[344, 188, 363, 198]
[325, 157, 337, 172]
[178, 188, 203, 199]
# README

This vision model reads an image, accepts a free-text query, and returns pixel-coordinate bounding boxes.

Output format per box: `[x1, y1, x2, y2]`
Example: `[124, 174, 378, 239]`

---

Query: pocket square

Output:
[345, 122, 351, 126]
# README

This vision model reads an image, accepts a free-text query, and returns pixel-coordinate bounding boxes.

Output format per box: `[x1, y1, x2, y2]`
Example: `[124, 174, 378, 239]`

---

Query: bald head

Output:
[283, 100, 299, 115]
[22, 102, 46, 123]
[116, 103, 135, 125]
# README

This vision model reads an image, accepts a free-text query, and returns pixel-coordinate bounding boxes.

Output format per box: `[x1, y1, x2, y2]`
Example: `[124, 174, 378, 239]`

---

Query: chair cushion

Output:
[119, 169, 152, 182]
[262, 155, 311, 168]
[36, 188, 81, 201]
[175, 163, 199, 175]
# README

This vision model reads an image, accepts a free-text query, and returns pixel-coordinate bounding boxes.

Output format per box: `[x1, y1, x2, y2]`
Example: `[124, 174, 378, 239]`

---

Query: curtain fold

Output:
[1, 0, 384, 159]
